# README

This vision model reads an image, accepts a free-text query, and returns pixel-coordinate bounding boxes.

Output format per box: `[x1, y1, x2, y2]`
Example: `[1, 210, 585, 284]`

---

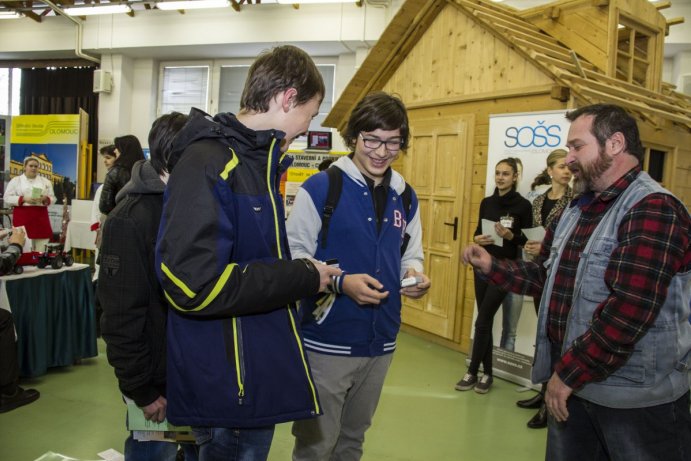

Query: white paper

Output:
[97, 448, 124, 461]
[522, 226, 546, 242]
[481, 219, 502, 247]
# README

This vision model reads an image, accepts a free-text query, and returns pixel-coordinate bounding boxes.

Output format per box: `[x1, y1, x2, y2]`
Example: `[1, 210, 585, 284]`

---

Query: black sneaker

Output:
[455, 373, 478, 391]
[0, 387, 40, 413]
[474, 375, 493, 394]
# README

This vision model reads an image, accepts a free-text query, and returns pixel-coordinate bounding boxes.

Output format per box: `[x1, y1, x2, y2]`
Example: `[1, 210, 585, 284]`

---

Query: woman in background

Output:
[456, 158, 532, 394]
[4, 156, 57, 251]
[99, 135, 144, 215]
[515, 148, 572, 429]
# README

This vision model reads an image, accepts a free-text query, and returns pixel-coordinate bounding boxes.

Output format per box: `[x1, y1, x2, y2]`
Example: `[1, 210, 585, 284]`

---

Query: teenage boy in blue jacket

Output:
[155, 45, 341, 461]
[287, 92, 431, 460]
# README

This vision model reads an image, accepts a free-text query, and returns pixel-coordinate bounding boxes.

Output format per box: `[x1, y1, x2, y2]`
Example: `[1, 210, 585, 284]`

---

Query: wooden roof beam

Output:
[472, 10, 550, 39]
[666, 17, 684, 35]
[667, 17, 685, 26]
[654, 1, 671, 10]
[545, 6, 560, 20]
[544, 57, 689, 109]
[455, 0, 528, 27]
[559, 72, 691, 120]
[575, 85, 691, 128]
[513, 37, 596, 70]
[0, 0, 44, 22]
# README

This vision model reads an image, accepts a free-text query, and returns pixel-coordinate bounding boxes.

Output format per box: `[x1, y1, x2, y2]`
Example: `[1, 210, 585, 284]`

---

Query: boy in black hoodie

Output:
[98, 112, 193, 461]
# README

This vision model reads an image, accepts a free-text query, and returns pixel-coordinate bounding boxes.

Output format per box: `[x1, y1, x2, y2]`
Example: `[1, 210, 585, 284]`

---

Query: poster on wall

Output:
[282, 151, 342, 217]
[472, 109, 570, 386]
[8, 114, 80, 233]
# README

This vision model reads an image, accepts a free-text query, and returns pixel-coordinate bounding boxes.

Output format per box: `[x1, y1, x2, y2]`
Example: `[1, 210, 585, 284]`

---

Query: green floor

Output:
[0, 332, 546, 461]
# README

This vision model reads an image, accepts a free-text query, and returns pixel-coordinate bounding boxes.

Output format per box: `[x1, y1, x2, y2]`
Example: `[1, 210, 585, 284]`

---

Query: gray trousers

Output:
[292, 351, 394, 461]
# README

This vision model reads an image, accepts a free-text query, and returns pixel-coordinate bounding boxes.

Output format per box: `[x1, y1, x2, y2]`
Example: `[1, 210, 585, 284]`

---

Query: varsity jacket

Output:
[532, 172, 691, 408]
[99, 160, 168, 407]
[286, 156, 424, 357]
[155, 109, 323, 428]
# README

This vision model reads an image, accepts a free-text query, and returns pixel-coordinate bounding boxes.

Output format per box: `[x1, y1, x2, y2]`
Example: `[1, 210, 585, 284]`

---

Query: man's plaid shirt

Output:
[488, 166, 691, 390]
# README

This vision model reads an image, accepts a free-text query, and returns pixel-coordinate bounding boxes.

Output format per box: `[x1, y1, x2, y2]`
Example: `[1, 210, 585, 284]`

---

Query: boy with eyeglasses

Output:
[287, 91, 431, 460]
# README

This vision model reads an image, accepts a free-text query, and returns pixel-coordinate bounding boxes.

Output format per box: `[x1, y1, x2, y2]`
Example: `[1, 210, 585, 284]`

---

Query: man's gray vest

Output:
[532, 171, 691, 408]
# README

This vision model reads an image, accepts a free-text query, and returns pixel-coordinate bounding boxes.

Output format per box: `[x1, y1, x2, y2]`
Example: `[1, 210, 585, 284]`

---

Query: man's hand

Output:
[9, 227, 26, 247]
[314, 261, 342, 293]
[545, 372, 573, 422]
[400, 269, 430, 299]
[524, 240, 542, 257]
[141, 395, 167, 423]
[462, 244, 492, 274]
[342, 273, 389, 305]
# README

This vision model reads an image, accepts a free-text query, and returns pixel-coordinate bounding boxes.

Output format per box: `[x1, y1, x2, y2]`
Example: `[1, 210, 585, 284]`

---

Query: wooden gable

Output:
[520, 0, 669, 91]
[326, 0, 690, 133]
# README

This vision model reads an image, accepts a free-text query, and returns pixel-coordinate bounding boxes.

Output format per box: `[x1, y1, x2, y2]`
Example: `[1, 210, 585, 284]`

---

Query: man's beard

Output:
[570, 147, 612, 195]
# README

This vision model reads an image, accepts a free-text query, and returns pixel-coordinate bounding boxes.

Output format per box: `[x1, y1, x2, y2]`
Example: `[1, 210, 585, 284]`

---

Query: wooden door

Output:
[395, 114, 473, 339]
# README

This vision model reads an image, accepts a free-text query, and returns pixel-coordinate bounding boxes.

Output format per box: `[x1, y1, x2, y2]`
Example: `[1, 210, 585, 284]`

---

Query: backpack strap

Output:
[320, 166, 343, 249]
[321, 169, 414, 255]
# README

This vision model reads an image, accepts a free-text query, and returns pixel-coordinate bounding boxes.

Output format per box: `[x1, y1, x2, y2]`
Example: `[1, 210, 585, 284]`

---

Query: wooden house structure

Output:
[323, 0, 690, 352]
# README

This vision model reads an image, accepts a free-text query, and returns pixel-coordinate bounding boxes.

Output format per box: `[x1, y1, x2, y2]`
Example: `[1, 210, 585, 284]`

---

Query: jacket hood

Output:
[332, 155, 406, 195]
[169, 108, 287, 167]
[115, 160, 165, 203]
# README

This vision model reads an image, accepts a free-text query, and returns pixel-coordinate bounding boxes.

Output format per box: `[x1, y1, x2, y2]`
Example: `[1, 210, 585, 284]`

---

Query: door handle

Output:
[443, 217, 458, 241]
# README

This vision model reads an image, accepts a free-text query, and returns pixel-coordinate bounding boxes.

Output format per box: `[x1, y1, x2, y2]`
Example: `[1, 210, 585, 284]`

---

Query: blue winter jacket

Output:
[155, 109, 322, 428]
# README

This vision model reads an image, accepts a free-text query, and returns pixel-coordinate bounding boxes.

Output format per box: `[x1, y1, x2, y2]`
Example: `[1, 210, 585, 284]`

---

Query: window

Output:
[643, 146, 669, 185]
[218, 65, 250, 115]
[615, 15, 657, 87]
[158, 64, 210, 115]
[0, 68, 21, 116]
[159, 61, 336, 148]
[217, 63, 335, 135]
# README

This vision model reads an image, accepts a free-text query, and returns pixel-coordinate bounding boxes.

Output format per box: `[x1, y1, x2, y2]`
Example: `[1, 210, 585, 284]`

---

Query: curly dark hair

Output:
[342, 92, 410, 152]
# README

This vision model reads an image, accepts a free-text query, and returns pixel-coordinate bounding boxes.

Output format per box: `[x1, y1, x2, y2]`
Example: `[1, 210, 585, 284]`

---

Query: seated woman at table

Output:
[99, 135, 145, 215]
[0, 227, 40, 413]
[4, 156, 57, 252]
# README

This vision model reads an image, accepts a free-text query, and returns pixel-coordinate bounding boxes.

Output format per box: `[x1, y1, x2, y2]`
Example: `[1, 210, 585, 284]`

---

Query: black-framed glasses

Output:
[359, 133, 403, 153]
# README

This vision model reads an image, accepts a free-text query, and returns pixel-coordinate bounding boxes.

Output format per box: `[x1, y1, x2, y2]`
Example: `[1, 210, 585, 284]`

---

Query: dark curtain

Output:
[20, 66, 99, 168]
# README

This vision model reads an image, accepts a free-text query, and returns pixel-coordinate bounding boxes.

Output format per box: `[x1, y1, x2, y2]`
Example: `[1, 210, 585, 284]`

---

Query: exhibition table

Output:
[0, 263, 97, 377]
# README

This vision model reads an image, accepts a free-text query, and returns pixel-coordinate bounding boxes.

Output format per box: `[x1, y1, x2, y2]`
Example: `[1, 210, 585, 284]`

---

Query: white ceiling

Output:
[0, 0, 687, 61]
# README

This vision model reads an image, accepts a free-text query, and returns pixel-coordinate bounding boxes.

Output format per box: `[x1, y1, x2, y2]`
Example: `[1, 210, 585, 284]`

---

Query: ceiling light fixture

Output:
[276, 0, 357, 3]
[63, 4, 133, 16]
[156, 0, 231, 10]
[0, 11, 24, 19]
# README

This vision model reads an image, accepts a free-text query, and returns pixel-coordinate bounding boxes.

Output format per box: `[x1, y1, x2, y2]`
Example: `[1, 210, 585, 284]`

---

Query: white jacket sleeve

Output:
[3, 177, 22, 206]
[286, 187, 322, 260]
[42, 177, 57, 205]
[400, 205, 424, 278]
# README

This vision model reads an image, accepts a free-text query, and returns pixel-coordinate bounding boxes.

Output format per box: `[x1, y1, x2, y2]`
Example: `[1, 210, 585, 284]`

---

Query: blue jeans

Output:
[546, 392, 691, 461]
[500, 292, 523, 352]
[124, 433, 198, 461]
[192, 426, 275, 461]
